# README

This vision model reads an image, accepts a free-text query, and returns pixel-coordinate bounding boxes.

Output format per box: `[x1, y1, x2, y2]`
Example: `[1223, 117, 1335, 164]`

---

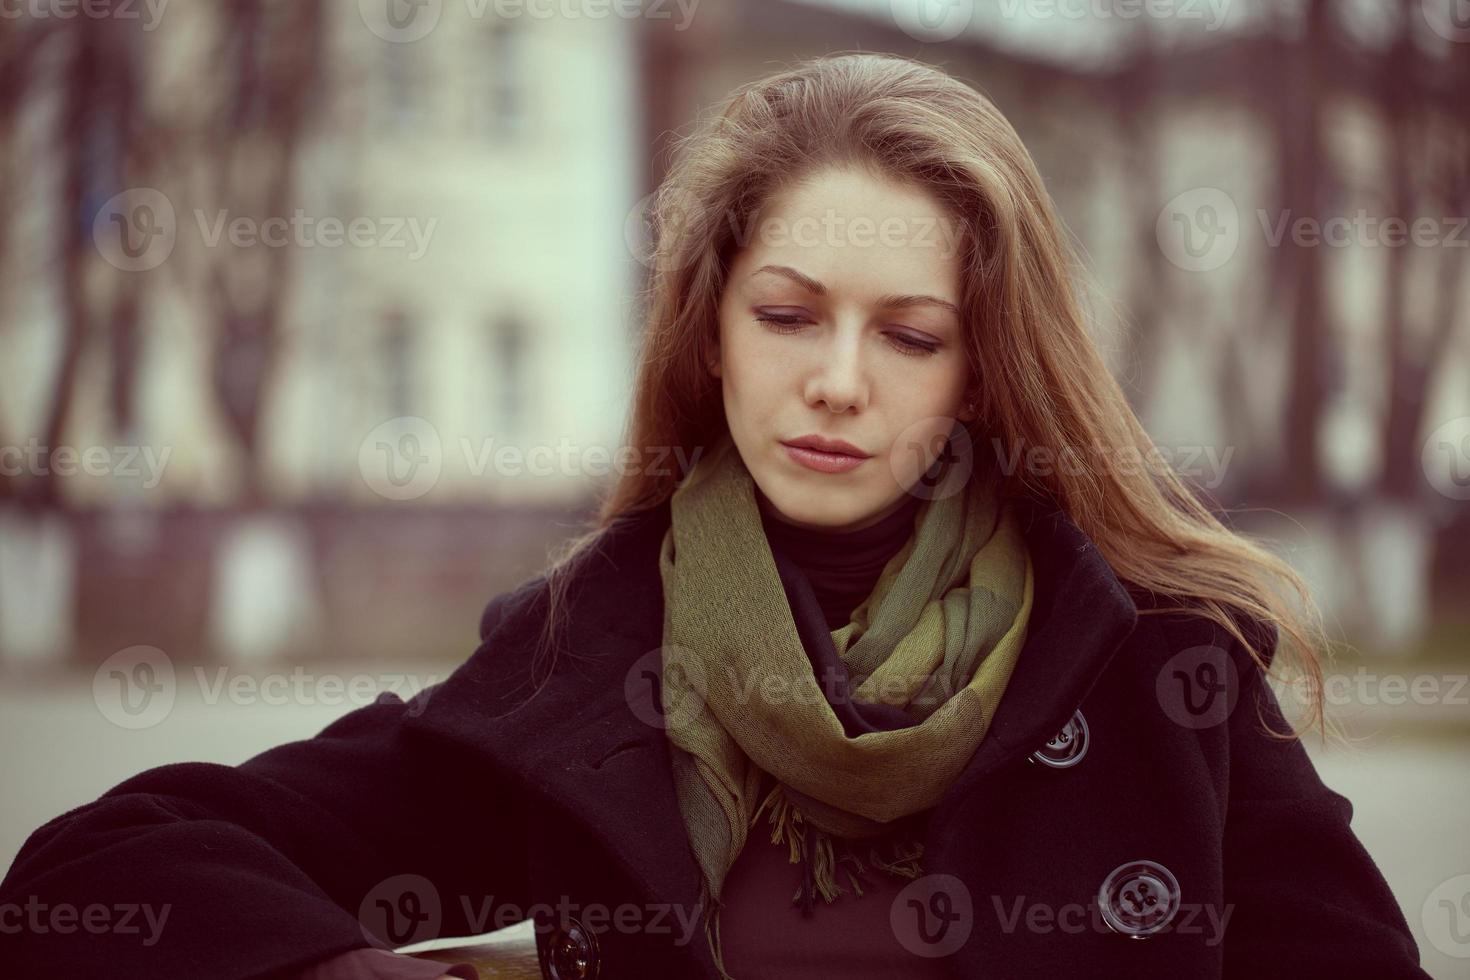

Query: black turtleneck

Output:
[756, 488, 922, 631]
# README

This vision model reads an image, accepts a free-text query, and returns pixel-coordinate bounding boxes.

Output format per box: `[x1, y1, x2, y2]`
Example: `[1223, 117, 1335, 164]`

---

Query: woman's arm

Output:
[1219, 633, 1429, 978]
[0, 622, 532, 980]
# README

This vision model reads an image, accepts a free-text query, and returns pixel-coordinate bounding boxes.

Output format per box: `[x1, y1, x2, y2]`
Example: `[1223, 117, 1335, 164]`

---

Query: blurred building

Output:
[0, 0, 1465, 667]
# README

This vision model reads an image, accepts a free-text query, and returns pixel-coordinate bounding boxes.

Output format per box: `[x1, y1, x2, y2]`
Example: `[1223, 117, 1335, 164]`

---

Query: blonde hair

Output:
[521, 52, 1337, 746]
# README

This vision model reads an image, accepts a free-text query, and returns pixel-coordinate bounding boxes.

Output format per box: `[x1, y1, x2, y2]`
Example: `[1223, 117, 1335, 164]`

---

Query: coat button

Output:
[1097, 860, 1181, 938]
[545, 915, 600, 980]
[1027, 707, 1089, 768]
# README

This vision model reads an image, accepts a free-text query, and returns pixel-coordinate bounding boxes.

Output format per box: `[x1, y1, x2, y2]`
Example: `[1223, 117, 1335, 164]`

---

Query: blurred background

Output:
[0, 0, 1467, 973]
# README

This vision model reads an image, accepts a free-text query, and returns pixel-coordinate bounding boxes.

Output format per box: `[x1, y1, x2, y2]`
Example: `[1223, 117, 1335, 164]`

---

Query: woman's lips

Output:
[781, 443, 869, 474]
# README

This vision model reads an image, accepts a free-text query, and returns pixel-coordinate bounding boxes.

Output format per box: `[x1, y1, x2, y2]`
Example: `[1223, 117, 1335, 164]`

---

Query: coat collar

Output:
[410, 491, 1138, 944]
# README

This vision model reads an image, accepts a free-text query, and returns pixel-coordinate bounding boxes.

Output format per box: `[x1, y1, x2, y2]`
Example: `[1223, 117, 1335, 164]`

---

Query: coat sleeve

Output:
[0, 598, 532, 980]
[1219, 623, 1429, 978]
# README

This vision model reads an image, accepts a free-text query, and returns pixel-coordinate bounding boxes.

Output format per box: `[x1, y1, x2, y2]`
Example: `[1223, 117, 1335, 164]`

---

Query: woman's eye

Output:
[755, 313, 806, 332]
[754, 313, 940, 357]
[889, 333, 940, 356]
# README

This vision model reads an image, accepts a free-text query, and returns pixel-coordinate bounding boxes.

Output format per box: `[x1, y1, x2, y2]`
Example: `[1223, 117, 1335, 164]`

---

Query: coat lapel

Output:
[933, 499, 1139, 811]
[412, 491, 1139, 934]
[410, 503, 703, 918]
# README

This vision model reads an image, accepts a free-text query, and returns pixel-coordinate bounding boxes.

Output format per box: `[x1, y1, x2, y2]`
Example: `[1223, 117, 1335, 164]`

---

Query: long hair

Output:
[520, 51, 1335, 744]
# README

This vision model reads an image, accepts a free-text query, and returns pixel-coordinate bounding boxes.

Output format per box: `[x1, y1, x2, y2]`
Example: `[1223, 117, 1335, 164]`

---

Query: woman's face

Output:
[710, 165, 977, 533]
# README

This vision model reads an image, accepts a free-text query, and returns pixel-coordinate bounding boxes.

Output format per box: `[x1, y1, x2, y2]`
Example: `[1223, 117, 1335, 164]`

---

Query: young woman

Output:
[0, 53, 1429, 980]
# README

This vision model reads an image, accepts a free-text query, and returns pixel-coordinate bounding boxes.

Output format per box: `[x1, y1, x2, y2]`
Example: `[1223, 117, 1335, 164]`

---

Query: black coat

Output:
[0, 496, 1430, 980]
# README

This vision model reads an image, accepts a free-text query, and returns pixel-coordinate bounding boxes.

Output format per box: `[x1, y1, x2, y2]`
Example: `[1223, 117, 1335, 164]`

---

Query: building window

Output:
[491, 313, 526, 427]
[383, 312, 414, 417]
[383, 43, 418, 131]
[487, 22, 527, 139]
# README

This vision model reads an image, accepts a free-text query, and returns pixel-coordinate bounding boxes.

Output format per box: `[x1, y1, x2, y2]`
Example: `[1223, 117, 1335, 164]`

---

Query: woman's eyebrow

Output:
[749, 264, 960, 316]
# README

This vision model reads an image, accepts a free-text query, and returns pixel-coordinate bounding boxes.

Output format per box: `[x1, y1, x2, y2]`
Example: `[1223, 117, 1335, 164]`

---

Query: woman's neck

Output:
[756, 487, 921, 629]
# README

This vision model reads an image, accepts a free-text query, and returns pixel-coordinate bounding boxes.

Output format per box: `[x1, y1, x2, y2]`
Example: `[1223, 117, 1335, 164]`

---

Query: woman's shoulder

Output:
[1117, 584, 1282, 688]
[475, 498, 674, 645]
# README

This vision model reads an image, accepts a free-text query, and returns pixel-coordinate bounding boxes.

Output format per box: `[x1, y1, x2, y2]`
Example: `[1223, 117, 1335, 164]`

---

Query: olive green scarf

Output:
[657, 430, 1034, 979]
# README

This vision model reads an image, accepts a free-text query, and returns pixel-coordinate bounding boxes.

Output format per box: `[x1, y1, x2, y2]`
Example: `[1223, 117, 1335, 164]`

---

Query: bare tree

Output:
[194, 0, 324, 507]
[1377, 0, 1469, 503]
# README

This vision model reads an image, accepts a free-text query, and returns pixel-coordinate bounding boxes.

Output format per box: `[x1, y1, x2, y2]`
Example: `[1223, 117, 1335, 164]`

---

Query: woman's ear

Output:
[957, 391, 980, 423]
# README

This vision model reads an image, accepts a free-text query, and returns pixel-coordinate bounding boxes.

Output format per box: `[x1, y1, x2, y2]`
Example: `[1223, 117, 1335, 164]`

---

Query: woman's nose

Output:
[805, 330, 869, 413]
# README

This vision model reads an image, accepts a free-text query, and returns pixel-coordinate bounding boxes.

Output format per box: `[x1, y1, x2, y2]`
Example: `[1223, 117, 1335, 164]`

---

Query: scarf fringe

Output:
[705, 882, 736, 980]
[706, 782, 928, 978]
[752, 780, 925, 914]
